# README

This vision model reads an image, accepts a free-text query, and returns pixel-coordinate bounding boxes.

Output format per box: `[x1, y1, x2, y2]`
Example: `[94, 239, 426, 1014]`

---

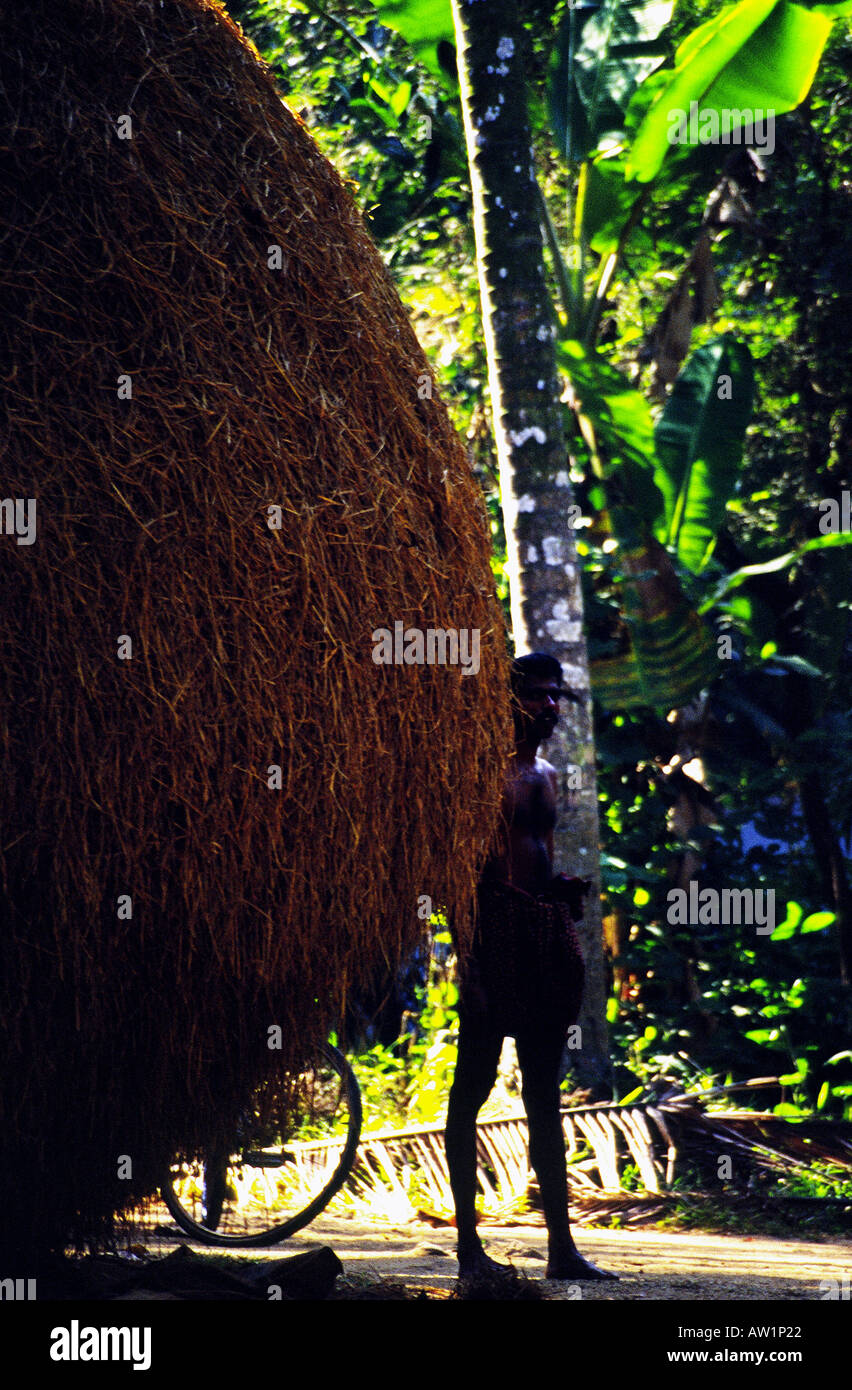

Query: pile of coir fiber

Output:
[0, 0, 511, 1261]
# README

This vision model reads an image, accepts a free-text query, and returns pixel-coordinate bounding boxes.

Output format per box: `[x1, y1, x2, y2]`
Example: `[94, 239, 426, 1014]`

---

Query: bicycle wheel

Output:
[160, 1041, 362, 1247]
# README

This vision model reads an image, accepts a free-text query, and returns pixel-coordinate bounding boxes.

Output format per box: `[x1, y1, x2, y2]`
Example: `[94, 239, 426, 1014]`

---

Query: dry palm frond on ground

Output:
[328, 1080, 852, 1227]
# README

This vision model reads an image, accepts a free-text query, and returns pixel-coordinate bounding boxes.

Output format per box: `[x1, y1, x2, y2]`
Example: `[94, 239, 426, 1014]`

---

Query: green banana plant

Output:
[562, 333, 754, 708]
[547, 0, 674, 331]
[545, 0, 850, 709]
[626, 0, 840, 183]
[653, 335, 754, 573]
[368, 0, 851, 708]
[549, 0, 675, 164]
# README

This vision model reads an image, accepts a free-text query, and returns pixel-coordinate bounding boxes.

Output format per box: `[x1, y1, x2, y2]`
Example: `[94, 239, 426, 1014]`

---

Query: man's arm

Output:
[544, 763, 558, 869]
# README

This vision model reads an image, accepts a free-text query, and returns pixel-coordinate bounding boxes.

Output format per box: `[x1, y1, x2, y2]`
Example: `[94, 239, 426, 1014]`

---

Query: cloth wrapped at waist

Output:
[463, 877, 586, 1036]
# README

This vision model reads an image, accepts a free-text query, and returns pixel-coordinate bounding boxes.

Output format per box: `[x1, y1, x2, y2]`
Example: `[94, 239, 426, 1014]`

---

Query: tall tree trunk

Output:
[451, 0, 610, 1090]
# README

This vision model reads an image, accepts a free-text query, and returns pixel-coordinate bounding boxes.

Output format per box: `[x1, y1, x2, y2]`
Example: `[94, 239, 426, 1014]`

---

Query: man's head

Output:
[510, 652, 581, 746]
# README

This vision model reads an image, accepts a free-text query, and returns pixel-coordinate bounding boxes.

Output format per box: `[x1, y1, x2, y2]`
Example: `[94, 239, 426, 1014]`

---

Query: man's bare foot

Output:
[546, 1252, 619, 1280]
[457, 1248, 514, 1280]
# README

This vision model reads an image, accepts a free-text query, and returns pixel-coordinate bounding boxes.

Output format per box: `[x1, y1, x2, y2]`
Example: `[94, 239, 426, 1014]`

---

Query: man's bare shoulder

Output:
[510, 755, 557, 788]
[535, 756, 558, 788]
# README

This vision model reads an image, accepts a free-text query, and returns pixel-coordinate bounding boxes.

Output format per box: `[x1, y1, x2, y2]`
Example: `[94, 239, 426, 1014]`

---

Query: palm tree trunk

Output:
[451, 0, 610, 1090]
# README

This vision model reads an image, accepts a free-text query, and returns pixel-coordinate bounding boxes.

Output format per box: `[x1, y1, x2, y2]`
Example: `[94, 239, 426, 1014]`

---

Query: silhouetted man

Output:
[445, 652, 615, 1281]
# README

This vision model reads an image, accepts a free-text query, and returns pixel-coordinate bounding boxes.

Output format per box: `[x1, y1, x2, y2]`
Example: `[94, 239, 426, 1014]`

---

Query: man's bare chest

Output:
[503, 769, 556, 838]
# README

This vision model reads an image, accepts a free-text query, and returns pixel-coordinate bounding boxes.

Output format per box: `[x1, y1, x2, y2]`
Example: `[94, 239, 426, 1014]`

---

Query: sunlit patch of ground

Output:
[133, 1199, 852, 1300]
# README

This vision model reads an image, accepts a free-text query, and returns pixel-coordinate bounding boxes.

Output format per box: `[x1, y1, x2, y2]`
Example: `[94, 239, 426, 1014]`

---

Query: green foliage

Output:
[654, 335, 754, 571]
[557, 339, 664, 539]
[548, 0, 675, 162]
[577, 155, 644, 257]
[403, 933, 460, 1123]
[368, 0, 455, 79]
[350, 929, 460, 1131]
[547, 0, 850, 712]
[769, 1162, 852, 1199]
[626, 0, 834, 182]
[349, 1040, 411, 1131]
[700, 532, 852, 610]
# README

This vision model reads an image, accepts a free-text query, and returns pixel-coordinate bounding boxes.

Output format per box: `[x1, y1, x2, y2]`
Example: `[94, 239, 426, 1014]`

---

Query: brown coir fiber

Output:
[0, 0, 511, 1259]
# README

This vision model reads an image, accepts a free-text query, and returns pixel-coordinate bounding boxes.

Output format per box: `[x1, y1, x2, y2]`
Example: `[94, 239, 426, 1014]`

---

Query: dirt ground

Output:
[280, 1214, 852, 1300]
[141, 1209, 852, 1301]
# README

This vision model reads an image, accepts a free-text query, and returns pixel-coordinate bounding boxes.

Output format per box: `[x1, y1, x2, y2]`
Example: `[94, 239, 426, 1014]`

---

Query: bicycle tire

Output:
[160, 1041, 362, 1247]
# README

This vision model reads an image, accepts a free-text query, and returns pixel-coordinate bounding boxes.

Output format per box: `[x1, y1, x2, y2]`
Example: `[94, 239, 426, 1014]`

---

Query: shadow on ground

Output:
[99, 1204, 852, 1301]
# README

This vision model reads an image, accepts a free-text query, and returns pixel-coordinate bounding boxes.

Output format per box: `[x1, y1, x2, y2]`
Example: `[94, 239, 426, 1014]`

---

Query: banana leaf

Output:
[654, 335, 754, 572]
[559, 342, 719, 708]
[626, 0, 834, 183]
[590, 539, 719, 708]
[549, 0, 674, 163]
[369, 0, 454, 78]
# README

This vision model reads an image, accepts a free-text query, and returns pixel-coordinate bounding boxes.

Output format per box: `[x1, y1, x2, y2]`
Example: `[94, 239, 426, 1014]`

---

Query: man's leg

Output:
[515, 1028, 617, 1280]
[445, 1011, 503, 1274]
